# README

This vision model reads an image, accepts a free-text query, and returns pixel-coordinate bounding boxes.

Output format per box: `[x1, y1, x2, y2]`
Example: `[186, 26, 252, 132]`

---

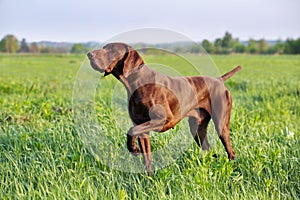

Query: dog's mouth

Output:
[88, 59, 105, 73]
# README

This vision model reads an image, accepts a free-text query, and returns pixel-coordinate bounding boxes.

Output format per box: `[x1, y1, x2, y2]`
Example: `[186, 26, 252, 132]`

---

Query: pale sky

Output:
[0, 0, 299, 42]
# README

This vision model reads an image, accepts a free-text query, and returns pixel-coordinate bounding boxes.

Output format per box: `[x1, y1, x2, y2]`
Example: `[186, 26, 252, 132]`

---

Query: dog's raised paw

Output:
[130, 147, 140, 156]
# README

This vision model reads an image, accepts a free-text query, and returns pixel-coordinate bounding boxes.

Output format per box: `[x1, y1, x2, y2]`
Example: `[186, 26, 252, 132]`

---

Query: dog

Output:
[87, 43, 241, 174]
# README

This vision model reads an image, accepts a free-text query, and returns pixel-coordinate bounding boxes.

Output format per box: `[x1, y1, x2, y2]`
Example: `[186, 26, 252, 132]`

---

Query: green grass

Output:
[0, 54, 299, 199]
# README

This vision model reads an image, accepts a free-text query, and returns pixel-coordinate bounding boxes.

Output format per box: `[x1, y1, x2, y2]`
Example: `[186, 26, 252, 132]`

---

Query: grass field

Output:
[0, 54, 299, 199]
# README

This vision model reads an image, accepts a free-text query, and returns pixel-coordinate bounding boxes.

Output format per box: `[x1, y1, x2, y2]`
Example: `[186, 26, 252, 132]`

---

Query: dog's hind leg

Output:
[211, 90, 236, 160]
[188, 109, 211, 151]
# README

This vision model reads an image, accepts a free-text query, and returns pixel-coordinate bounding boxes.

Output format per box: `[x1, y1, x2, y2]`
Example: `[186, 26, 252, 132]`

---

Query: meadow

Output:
[0, 53, 299, 199]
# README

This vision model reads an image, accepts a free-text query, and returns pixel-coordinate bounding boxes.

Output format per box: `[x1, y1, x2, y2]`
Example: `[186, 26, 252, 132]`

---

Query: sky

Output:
[0, 0, 299, 43]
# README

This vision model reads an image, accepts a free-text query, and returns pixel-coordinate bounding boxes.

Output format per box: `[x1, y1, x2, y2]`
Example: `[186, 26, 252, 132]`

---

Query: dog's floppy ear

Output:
[123, 47, 144, 78]
[104, 60, 117, 76]
[102, 43, 124, 76]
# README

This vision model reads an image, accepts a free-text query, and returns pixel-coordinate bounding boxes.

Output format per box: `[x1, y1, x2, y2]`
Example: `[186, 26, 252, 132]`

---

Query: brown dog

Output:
[87, 43, 241, 174]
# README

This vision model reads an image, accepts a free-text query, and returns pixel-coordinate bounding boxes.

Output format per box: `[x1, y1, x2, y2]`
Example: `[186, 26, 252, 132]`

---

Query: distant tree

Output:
[222, 31, 233, 49]
[29, 42, 39, 53]
[214, 38, 223, 54]
[233, 43, 246, 53]
[229, 38, 243, 53]
[293, 38, 300, 54]
[71, 43, 85, 54]
[257, 39, 269, 54]
[283, 39, 293, 54]
[202, 39, 214, 53]
[40, 46, 50, 53]
[214, 38, 222, 48]
[0, 34, 19, 53]
[272, 40, 284, 54]
[18, 38, 30, 53]
[0, 38, 5, 52]
[284, 38, 300, 54]
[247, 39, 258, 54]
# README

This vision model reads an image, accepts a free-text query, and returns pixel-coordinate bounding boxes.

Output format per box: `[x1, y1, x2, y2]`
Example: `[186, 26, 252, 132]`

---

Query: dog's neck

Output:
[118, 74, 133, 96]
[114, 64, 152, 98]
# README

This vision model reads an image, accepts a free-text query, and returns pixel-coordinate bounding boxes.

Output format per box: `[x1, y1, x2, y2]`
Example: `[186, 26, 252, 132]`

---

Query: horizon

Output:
[1, 34, 297, 44]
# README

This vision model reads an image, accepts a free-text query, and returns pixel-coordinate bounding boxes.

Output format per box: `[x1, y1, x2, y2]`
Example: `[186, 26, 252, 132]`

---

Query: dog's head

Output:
[87, 43, 144, 78]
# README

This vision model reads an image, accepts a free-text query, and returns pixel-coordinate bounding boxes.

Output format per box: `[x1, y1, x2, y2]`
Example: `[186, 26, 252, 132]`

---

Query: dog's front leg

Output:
[138, 133, 152, 176]
[127, 134, 140, 156]
[127, 120, 165, 175]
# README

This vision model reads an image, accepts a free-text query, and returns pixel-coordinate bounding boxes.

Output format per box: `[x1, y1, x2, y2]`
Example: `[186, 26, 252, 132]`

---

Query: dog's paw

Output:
[129, 146, 140, 156]
[127, 134, 140, 156]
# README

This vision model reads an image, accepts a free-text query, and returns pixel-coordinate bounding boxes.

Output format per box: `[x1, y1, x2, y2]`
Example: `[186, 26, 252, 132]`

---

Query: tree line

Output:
[0, 35, 86, 54]
[197, 32, 300, 54]
[1, 32, 300, 54]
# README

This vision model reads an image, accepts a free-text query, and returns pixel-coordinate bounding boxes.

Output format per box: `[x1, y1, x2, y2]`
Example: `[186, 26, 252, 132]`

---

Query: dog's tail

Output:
[219, 66, 242, 82]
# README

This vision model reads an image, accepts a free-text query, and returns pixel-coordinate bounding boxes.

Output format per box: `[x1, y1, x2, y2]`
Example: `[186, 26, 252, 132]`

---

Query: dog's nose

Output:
[87, 52, 94, 59]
